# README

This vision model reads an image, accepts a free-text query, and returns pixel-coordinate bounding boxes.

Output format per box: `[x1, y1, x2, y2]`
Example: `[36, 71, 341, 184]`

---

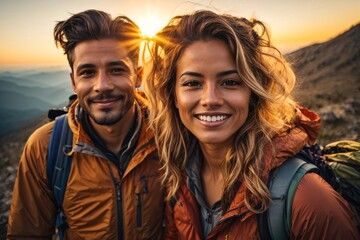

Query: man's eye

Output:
[80, 70, 95, 77]
[111, 68, 126, 74]
[182, 80, 201, 87]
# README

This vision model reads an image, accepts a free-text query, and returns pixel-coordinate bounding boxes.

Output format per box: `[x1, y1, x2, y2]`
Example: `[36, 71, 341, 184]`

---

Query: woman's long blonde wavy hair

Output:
[144, 10, 297, 213]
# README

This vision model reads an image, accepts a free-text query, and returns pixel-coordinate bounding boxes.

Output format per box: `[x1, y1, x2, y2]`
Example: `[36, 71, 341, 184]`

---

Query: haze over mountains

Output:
[0, 69, 72, 136]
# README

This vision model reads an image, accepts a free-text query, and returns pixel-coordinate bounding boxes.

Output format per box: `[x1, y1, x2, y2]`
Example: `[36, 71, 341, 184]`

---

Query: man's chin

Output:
[90, 114, 122, 126]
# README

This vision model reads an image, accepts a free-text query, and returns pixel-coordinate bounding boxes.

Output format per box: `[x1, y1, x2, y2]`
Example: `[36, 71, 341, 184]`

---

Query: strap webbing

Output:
[46, 114, 73, 239]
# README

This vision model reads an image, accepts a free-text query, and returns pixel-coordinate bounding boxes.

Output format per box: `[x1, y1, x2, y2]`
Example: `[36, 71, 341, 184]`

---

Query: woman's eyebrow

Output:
[179, 71, 203, 78]
[216, 69, 238, 78]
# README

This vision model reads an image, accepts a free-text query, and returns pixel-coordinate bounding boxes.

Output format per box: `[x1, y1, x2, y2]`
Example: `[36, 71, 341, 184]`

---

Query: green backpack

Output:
[257, 140, 360, 239]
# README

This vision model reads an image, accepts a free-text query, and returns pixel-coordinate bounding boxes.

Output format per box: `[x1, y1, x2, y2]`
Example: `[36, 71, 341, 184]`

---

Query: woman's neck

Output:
[200, 143, 227, 172]
[199, 143, 227, 206]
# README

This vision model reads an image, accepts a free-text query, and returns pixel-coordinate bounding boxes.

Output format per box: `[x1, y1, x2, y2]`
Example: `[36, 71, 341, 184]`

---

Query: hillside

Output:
[287, 22, 360, 144]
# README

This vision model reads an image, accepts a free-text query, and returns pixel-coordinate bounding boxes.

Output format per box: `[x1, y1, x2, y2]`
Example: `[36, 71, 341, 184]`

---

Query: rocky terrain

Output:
[0, 114, 49, 236]
[0, 22, 359, 237]
[288, 22, 360, 145]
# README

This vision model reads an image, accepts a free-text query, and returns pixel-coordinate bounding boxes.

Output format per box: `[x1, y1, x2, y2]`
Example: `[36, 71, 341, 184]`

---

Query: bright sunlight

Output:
[137, 13, 165, 38]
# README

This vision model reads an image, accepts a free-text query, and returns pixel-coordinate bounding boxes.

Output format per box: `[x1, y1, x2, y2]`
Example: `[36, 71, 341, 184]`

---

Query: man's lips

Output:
[92, 98, 119, 103]
[90, 95, 123, 107]
[90, 94, 123, 102]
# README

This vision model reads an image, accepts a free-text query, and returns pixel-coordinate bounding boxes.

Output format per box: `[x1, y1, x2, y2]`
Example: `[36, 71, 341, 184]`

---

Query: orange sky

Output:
[0, 0, 359, 69]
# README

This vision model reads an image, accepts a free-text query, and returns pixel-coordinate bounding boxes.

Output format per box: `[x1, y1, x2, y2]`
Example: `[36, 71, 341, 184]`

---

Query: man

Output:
[7, 9, 164, 239]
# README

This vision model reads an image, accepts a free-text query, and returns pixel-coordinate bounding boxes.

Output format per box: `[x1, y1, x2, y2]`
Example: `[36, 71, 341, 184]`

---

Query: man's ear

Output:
[135, 66, 143, 88]
[70, 72, 76, 93]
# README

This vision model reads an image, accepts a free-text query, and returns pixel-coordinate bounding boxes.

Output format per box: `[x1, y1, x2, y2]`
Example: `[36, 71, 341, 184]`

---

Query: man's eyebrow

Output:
[76, 63, 95, 74]
[107, 60, 128, 67]
[75, 61, 131, 74]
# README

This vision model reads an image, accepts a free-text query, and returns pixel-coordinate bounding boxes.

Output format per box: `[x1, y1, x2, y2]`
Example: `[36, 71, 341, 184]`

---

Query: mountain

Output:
[287, 22, 360, 144]
[0, 68, 69, 87]
[0, 80, 65, 105]
[0, 74, 44, 87]
[0, 91, 55, 111]
[22, 70, 70, 87]
[0, 69, 72, 138]
[0, 90, 55, 136]
[0, 108, 46, 136]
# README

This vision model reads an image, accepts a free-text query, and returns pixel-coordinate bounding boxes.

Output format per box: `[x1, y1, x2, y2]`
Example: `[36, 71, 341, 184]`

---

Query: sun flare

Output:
[137, 14, 165, 38]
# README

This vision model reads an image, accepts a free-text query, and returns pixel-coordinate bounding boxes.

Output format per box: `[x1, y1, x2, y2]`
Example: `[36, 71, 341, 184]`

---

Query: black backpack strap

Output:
[258, 154, 318, 240]
[46, 114, 73, 239]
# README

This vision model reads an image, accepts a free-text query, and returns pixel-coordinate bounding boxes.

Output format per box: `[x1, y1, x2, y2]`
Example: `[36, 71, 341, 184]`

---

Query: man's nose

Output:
[94, 71, 114, 92]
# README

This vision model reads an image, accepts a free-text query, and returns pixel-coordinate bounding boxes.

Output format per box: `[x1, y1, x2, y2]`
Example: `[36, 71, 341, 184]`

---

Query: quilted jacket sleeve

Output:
[7, 122, 56, 239]
[291, 172, 360, 239]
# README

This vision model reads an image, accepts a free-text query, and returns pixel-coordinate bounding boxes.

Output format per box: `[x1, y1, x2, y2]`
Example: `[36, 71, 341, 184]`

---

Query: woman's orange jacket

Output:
[164, 107, 359, 239]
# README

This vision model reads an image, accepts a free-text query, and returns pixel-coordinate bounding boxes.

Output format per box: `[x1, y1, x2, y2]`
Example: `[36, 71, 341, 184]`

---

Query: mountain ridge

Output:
[287, 22, 360, 144]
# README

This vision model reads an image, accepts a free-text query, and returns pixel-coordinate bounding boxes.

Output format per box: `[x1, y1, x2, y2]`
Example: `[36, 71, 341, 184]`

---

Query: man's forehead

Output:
[72, 39, 136, 68]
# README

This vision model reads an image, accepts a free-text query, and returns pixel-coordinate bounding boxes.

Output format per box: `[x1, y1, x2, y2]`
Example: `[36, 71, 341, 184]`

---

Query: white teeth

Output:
[198, 115, 227, 122]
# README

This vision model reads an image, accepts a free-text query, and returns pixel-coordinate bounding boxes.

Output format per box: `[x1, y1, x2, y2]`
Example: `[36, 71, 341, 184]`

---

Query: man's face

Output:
[71, 39, 139, 126]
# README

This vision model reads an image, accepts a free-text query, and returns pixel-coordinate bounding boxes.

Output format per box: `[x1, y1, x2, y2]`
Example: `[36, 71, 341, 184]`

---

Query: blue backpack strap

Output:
[46, 114, 73, 239]
[258, 153, 318, 240]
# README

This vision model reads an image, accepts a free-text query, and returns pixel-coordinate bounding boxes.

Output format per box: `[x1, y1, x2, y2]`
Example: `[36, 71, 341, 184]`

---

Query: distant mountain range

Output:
[0, 69, 72, 136]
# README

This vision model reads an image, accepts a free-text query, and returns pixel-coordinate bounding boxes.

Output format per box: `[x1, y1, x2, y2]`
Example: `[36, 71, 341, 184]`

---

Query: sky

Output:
[0, 0, 359, 69]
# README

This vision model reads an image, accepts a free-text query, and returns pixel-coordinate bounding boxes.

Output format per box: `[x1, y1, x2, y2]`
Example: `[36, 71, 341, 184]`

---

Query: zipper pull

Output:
[207, 211, 212, 224]
[136, 193, 142, 228]
[116, 184, 121, 201]
[140, 176, 148, 193]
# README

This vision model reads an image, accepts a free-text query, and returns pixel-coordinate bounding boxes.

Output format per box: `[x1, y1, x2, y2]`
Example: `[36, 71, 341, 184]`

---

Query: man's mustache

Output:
[89, 93, 124, 102]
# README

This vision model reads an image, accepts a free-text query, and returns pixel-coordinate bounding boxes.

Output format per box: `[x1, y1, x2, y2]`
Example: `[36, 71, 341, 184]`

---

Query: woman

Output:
[145, 10, 359, 239]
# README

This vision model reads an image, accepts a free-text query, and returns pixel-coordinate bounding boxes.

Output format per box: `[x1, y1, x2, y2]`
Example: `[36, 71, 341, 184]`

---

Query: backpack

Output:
[46, 113, 73, 239]
[257, 140, 360, 240]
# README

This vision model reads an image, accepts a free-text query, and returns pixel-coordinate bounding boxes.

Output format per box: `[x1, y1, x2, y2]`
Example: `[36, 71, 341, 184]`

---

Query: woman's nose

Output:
[200, 84, 222, 107]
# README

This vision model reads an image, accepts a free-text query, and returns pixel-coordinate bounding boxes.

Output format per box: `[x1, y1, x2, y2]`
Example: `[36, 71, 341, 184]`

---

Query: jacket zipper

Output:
[136, 193, 142, 228]
[108, 165, 124, 240]
[115, 182, 123, 240]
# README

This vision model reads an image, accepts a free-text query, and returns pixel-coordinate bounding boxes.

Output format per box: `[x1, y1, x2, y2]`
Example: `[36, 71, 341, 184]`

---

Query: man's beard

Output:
[83, 92, 135, 125]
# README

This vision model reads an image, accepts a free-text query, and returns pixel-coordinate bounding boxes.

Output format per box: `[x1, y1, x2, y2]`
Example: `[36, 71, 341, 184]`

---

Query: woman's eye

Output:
[222, 79, 241, 86]
[182, 80, 201, 87]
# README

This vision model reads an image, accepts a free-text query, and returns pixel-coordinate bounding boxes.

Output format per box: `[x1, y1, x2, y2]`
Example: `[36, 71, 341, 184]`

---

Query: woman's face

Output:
[175, 40, 252, 148]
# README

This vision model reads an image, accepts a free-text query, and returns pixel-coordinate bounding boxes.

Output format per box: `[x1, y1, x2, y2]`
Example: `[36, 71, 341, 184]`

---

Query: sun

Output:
[137, 14, 165, 38]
